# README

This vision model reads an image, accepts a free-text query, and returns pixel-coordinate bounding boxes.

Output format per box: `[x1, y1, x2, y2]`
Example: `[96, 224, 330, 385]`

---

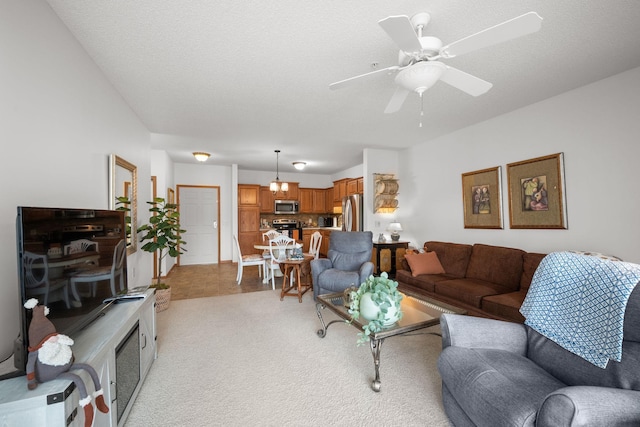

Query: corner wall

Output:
[398, 67, 640, 263]
[0, 0, 151, 361]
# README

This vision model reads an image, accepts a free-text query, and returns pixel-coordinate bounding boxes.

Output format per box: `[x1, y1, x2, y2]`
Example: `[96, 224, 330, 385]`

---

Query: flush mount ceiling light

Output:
[269, 150, 288, 194]
[292, 162, 307, 171]
[193, 152, 211, 162]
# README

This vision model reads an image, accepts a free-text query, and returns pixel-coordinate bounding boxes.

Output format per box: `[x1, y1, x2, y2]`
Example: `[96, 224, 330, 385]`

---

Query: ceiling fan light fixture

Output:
[193, 152, 211, 162]
[292, 162, 306, 170]
[395, 61, 447, 93]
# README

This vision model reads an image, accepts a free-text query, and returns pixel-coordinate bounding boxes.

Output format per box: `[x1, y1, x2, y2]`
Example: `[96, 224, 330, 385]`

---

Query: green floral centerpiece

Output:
[348, 272, 404, 345]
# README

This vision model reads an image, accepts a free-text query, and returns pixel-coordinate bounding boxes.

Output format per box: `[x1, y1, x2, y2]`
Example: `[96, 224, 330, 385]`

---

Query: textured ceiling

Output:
[45, 0, 640, 174]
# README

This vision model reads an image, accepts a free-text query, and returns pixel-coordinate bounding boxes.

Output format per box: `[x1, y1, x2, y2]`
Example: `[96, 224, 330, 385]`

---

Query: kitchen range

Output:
[272, 218, 303, 240]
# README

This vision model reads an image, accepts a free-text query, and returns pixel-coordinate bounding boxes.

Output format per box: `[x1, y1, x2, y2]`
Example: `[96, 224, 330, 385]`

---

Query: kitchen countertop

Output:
[302, 226, 341, 231]
[259, 226, 342, 231]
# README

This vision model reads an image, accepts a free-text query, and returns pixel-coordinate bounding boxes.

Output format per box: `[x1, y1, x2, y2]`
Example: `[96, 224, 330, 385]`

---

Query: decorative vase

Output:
[359, 292, 401, 326]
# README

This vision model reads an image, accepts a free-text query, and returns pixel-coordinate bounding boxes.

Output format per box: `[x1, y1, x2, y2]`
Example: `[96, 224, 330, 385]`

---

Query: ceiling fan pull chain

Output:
[419, 92, 424, 128]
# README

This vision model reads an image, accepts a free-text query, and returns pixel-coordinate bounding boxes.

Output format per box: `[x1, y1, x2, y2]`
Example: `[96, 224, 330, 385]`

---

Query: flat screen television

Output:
[13, 206, 128, 373]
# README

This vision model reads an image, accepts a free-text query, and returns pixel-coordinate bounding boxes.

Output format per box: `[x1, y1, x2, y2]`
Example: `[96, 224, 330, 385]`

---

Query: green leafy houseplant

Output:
[348, 272, 404, 345]
[115, 196, 133, 245]
[137, 197, 187, 288]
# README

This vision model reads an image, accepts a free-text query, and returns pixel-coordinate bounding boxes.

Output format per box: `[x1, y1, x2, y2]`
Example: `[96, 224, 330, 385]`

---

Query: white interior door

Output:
[178, 186, 219, 265]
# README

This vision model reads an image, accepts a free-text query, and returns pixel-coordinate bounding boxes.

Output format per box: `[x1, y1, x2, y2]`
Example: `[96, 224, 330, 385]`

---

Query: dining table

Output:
[45, 251, 101, 279]
[253, 241, 303, 284]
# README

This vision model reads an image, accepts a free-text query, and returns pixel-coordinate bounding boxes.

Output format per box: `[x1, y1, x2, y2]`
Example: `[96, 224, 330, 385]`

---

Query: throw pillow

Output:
[405, 251, 445, 277]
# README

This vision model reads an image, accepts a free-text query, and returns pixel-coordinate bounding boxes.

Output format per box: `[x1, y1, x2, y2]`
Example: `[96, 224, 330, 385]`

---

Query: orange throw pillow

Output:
[405, 251, 445, 277]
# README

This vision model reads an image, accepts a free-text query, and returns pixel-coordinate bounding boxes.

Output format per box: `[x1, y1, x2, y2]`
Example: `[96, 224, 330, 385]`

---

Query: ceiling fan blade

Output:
[329, 66, 400, 90]
[440, 11, 543, 58]
[378, 15, 423, 53]
[384, 87, 410, 114]
[439, 66, 493, 96]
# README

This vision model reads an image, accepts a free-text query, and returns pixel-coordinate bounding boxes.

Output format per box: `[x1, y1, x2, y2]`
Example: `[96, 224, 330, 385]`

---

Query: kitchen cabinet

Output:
[347, 179, 357, 195]
[238, 206, 261, 256]
[238, 184, 260, 206]
[313, 189, 327, 213]
[347, 177, 364, 195]
[259, 186, 273, 213]
[238, 185, 261, 256]
[333, 179, 348, 203]
[259, 183, 299, 213]
[326, 188, 334, 212]
[299, 188, 313, 213]
[271, 182, 298, 201]
[300, 188, 329, 213]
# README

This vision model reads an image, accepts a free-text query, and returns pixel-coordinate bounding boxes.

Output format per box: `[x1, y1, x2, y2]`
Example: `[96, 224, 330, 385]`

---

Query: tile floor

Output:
[164, 262, 273, 300]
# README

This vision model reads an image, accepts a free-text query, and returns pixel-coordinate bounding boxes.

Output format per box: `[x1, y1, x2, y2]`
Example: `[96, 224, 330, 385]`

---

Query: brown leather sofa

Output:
[396, 241, 546, 322]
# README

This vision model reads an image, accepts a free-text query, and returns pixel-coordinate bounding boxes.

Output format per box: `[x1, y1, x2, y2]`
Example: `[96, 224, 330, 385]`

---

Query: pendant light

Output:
[269, 150, 288, 195]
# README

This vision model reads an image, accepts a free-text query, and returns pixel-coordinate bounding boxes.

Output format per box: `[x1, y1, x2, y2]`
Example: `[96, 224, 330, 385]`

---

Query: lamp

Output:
[387, 222, 403, 241]
[193, 152, 210, 162]
[292, 162, 306, 171]
[269, 150, 288, 195]
[394, 61, 447, 94]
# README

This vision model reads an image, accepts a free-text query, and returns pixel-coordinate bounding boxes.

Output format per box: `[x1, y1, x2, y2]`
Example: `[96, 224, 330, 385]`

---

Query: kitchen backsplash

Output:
[260, 214, 341, 228]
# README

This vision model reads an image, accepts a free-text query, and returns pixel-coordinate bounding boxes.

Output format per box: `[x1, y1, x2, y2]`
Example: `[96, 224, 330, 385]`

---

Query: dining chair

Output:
[63, 239, 99, 255]
[262, 229, 281, 241]
[266, 234, 296, 290]
[70, 239, 126, 300]
[305, 231, 322, 259]
[23, 251, 71, 308]
[233, 234, 264, 285]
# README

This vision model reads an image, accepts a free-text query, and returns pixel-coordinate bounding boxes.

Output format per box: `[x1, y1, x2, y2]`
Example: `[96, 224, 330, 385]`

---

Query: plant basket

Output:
[154, 287, 171, 312]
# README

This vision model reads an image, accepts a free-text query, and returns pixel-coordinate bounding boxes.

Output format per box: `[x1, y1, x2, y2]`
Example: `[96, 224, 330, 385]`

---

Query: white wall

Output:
[363, 149, 400, 238]
[0, 0, 152, 359]
[398, 66, 640, 263]
[239, 170, 333, 188]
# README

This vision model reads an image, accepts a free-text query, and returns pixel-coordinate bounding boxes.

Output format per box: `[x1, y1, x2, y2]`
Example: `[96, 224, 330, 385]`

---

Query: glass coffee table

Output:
[315, 289, 466, 391]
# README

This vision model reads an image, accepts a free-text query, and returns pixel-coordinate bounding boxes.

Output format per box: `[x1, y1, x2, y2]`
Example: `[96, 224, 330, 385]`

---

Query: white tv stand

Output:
[0, 290, 156, 426]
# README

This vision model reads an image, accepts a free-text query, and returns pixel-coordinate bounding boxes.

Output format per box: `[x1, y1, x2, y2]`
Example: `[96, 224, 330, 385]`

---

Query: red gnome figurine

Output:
[24, 298, 109, 427]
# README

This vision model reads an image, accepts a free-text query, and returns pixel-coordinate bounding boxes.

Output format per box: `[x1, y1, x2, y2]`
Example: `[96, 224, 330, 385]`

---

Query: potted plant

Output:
[137, 197, 186, 312]
[348, 272, 404, 345]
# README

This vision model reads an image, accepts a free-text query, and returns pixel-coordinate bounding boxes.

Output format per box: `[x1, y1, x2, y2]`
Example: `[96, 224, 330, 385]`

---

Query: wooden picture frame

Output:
[167, 187, 175, 204]
[461, 166, 502, 229]
[507, 153, 567, 229]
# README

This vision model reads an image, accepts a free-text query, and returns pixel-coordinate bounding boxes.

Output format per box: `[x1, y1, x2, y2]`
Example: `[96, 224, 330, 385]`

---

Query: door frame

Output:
[151, 176, 158, 279]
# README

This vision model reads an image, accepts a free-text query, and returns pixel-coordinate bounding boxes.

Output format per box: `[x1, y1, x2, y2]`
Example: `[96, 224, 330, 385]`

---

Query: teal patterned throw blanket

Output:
[520, 251, 640, 368]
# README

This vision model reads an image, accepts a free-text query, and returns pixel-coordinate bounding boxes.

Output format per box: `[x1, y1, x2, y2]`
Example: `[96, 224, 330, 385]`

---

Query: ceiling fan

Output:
[329, 11, 543, 115]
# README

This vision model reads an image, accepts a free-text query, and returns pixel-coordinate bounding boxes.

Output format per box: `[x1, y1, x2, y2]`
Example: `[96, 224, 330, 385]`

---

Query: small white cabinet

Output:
[0, 290, 157, 427]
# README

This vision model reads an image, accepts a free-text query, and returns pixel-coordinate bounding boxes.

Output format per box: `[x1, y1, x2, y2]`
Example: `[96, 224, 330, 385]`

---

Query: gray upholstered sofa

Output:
[437, 284, 640, 427]
[311, 231, 373, 300]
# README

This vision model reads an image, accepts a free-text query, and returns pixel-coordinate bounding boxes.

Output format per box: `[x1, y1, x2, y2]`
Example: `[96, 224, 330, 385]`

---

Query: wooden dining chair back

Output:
[306, 231, 323, 259]
[233, 234, 264, 286]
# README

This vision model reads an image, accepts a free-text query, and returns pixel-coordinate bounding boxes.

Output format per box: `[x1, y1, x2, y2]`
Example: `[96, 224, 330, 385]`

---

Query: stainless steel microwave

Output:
[274, 200, 299, 214]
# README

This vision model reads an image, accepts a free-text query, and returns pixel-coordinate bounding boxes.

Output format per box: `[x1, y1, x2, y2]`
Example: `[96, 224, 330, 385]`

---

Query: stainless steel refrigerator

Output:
[342, 194, 364, 232]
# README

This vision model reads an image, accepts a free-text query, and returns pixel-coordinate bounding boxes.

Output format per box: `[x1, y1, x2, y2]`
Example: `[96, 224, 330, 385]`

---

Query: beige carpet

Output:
[125, 290, 451, 426]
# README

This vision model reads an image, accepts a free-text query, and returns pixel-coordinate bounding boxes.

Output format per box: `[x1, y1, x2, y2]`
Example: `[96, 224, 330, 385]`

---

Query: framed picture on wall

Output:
[507, 152, 567, 229]
[461, 166, 503, 229]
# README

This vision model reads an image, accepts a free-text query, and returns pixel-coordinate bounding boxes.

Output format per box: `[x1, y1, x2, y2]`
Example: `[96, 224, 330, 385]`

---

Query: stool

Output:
[280, 255, 313, 303]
